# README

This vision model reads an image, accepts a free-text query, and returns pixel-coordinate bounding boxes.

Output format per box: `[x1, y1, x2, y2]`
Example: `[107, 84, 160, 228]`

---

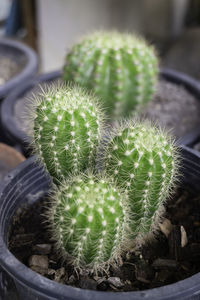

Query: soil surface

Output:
[140, 79, 200, 139]
[0, 56, 23, 86]
[9, 187, 200, 292]
[14, 78, 200, 141]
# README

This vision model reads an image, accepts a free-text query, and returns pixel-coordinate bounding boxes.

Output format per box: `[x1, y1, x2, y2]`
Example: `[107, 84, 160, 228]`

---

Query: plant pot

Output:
[0, 70, 62, 156]
[0, 38, 38, 99]
[1, 68, 200, 156]
[0, 145, 200, 300]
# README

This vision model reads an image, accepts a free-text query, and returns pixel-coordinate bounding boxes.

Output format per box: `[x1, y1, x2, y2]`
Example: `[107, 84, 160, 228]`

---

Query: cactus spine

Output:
[102, 121, 179, 238]
[49, 174, 127, 271]
[30, 84, 104, 181]
[63, 31, 158, 119]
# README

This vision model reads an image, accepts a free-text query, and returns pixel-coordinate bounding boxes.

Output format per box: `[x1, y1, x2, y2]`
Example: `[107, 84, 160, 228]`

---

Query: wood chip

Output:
[181, 226, 188, 247]
[159, 218, 173, 238]
[168, 225, 181, 260]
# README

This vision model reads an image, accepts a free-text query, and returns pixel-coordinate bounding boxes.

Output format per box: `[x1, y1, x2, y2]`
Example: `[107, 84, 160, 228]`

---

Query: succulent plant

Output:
[29, 84, 104, 181]
[63, 31, 158, 119]
[48, 174, 127, 271]
[101, 121, 180, 238]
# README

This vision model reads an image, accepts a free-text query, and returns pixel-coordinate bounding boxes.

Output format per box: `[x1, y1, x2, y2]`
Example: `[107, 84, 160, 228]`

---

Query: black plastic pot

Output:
[1, 68, 200, 155]
[0, 70, 62, 155]
[0, 38, 38, 99]
[0, 146, 200, 300]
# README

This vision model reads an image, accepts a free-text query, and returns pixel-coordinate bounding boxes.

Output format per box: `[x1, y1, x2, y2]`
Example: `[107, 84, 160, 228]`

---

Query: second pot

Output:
[1, 68, 200, 155]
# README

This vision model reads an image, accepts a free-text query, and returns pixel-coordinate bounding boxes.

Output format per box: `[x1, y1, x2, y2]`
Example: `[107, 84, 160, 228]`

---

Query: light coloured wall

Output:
[36, 0, 144, 72]
[37, 0, 111, 72]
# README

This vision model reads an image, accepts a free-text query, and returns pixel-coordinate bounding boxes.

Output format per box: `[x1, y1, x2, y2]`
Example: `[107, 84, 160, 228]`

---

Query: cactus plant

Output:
[48, 174, 127, 271]
[29, 84, 104, 181]
[101, 120, 180, 239]
[63, 31, 158, 119]
[28, 82, 180, 272]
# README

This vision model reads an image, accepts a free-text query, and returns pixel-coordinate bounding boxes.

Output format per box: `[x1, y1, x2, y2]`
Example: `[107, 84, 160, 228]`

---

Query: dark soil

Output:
[9, 188, 200, 292]
[0, 56, 23, 86]
[14, 78, 200, 140]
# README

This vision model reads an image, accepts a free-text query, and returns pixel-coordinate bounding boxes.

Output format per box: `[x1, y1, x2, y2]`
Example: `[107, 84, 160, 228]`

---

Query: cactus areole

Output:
[63, 31, 158, 119]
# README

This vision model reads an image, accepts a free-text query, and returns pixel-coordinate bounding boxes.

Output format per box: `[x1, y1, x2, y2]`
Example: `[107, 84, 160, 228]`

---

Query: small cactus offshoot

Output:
[48, 174, 127, 271]
[63, 31, 158, 119]
[29, 84, 104, 181]
[102, 121, 180, 239]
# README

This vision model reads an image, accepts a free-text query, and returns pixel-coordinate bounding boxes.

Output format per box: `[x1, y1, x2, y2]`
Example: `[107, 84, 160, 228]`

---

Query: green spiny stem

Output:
[63, 31, 158, 119]
[48, 174, 127, 271]
[101, 120, 180, 238]
[29, 84, 104, 181]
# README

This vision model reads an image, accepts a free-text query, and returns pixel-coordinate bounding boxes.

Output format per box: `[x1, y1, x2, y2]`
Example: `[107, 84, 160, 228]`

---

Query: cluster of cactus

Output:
[63, 31, 158, 119]
[29, 33, 179, 273]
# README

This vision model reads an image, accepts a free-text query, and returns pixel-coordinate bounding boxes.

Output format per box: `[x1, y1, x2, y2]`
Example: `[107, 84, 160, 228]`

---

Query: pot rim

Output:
[0, 38, 38, 98]
[1, 68, 200, 148]
[0, 146, 200, 299]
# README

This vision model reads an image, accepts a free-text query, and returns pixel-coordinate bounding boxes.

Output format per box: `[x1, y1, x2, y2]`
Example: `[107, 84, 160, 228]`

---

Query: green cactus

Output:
[63, 31, 158, 119]
[29, 84, 104, 181]
[101, 120, 180, 238]
[48, 174, 127, 271]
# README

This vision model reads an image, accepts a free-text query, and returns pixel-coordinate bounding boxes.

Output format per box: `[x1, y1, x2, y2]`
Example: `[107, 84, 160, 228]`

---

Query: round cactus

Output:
[48, 174, 127, 271]
[101, 120, 180, 238]
[29, 84, 104, 181]
[63, 31, 158, 119]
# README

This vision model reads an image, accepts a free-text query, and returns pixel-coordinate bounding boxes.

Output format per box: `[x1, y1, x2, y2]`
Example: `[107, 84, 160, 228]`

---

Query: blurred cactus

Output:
[48, 174, 127, 271]
[101, 121, 180, 238]
[63, 31, 158, 119]
[29, 84, 104, 181]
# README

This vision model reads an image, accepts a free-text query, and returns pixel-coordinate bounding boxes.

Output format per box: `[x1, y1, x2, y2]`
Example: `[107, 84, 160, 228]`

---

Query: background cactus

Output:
[29, 84, 104, 181]
[48, 174, 127, 271]
[101, 121, 180, 238]
[63, 31, 158, 119]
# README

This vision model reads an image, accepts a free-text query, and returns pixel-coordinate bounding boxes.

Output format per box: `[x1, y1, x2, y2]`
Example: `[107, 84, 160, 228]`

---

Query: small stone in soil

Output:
[29, 255, 48, 275]
[33, 244, 52, 255]
[152, 258, 178, 269]
[107, 277, 124, 289]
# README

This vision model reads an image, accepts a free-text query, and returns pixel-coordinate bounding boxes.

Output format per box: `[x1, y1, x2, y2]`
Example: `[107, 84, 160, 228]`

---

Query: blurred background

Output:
[0, 0, 200, 77]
